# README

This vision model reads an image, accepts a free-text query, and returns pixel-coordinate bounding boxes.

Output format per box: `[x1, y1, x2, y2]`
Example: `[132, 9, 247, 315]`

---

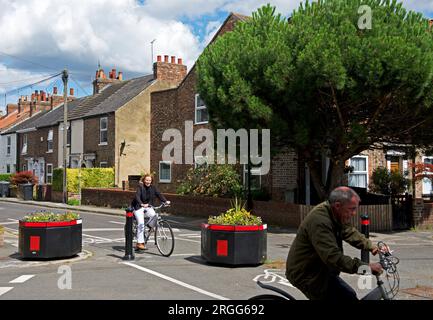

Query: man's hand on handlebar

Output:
[369, 262, 383, 275]
[165, 201, 171, 205]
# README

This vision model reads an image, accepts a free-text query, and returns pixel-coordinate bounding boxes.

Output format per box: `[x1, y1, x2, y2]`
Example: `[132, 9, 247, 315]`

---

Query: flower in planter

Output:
[22, 211, 80, 222]
[208, 198, 263, 226]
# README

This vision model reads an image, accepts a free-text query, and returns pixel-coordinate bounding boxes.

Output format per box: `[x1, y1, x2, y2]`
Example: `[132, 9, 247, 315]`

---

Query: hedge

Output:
[52, 168, 115, 193]
[0, 174, 12, 182]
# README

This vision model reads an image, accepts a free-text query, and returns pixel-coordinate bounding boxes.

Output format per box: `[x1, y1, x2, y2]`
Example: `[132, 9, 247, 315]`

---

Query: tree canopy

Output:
[197, 0, 433, 199]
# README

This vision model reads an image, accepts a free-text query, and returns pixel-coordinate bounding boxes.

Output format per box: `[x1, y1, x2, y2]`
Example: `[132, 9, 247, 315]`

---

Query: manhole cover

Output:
[401, 286, 433, 299]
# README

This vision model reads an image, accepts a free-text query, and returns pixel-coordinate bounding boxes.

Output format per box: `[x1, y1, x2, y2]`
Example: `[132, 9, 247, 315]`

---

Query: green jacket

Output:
[285, 201, 373, 300]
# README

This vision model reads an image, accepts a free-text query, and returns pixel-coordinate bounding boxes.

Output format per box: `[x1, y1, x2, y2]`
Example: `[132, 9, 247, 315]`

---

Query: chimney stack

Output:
[153, 54, 187, 84]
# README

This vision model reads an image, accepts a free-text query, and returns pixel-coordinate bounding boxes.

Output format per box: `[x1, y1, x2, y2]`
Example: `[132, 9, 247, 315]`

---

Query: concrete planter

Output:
[201, 223, 267, 266]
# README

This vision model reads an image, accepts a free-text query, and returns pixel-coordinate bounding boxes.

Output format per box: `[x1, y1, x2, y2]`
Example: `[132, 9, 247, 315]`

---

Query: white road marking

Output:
[9, 275, 35, 283]
[179, 233, 200, 237]
[8, 218, 19, 222]
[4, 240, 18, 248]
[0, 221, 18, 225]
[0, 287, 14, 296]
[108, 221, 125, 225]
[170, 253, 196, 257]
[82, 228, 123, 232]
[174, 237, 201, 244]
[82, 234, 113, 242]
[122, 262, 229, 300]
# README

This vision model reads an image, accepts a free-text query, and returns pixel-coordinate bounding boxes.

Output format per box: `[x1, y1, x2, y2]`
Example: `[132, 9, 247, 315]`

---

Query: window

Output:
[6, 164, 10, 173]
[243, 165, 262, 190]
[46, 164, 53, 184]
[159, 161, 171, 183]
[422, 156, 433, 195]
[99, 162, 108, 168]
[6, 136, 11, 155]
[348, 156, 368, 188]
[195, 94, 209, 124]
[21, 134, 28, 154]
[100, 117, 108, 144]
[47, 130, 53, 152]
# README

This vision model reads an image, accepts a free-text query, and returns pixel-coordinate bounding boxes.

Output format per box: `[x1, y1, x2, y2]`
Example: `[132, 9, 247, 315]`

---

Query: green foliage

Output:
[208, 198, 263, 225]
[370, 167, 409, 195]
[52, 168, 63, 192]
[176, 164, 242, 198]
[197, 1, 433, 198]
[52, 168, 114, 193]
[67, 199, 80, 206]
[10, 171, 38, 185]
[0, 174, 12, 182]
[22, 211, 80, 222]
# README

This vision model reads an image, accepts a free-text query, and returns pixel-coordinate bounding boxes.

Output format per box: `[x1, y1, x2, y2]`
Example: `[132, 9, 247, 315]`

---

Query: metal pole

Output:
[151, 39, 156, 67]
[123, 208, 135, 260]
[247, 129, 253, 211]
[62, 69, 68, 204]
[361, 213, 370, 263]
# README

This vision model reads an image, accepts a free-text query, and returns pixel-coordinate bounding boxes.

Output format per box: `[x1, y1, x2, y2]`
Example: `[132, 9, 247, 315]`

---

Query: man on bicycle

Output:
[131, 174, 170, 250]
[286, 186, 382, 300]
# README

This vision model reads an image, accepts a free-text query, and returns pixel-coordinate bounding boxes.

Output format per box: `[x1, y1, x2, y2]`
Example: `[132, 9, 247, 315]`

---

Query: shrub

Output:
[22, 211, 80, 222]
[67, 199, 80, 206]
[177, 164, 242, 198]
[10, 171, 38, 185]
[370, 167, 409, 195]
[52, 168, 115, 193]
[208, 198, 262, 226]
[0, 174, 12, 182]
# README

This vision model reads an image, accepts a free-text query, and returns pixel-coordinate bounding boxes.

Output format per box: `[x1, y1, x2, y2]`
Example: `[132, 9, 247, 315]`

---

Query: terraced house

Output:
[2, 60, 187, 186]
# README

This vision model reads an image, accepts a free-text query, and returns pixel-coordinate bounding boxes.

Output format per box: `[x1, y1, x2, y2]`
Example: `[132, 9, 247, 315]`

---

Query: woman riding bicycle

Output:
[131, 174, 170, 250]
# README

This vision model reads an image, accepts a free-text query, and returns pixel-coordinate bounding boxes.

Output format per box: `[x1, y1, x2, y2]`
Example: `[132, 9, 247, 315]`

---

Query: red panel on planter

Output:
[30, 236, 40, 251]
[217, 240, 228, 256]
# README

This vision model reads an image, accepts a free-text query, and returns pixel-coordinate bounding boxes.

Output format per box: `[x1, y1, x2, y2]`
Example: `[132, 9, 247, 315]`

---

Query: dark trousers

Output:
[325, 275, 358, 301]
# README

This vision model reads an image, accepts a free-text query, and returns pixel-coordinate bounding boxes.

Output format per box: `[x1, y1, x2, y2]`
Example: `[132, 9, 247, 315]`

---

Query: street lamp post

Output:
[62, 69, 68, 204]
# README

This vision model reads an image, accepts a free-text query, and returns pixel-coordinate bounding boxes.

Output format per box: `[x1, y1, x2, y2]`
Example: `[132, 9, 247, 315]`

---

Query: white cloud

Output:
[0, 0, 202, 77]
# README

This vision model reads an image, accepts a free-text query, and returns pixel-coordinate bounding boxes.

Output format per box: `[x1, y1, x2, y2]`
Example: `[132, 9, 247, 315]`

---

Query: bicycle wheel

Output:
[155, 220, 175, 257]
[248, 294, 288, 301]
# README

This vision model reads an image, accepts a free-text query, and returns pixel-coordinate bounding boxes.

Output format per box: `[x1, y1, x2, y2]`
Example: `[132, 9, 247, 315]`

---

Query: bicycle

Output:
[128, 203, 175, 257]
[249, 241, 400, 300]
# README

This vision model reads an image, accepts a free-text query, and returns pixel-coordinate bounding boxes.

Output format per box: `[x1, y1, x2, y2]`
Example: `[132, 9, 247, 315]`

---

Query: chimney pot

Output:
[171, 56, 175, 64]
[70, 88, 74, 96]
[53, 86, 58, 95]
[112, 68, 116, 78]
[178, 58, 183, 65]
[164, 55, 169, 63]
[157, 55, 162, 62]
[117, 72, 123, 81]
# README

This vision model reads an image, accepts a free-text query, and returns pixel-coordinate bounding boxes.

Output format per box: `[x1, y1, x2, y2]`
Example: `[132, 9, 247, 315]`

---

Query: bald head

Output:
[329, 187, 360, 224]
[329, 186, 360, 205]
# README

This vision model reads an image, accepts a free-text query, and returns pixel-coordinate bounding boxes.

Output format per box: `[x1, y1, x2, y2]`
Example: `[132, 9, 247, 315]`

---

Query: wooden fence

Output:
[299, 204, 393, 232]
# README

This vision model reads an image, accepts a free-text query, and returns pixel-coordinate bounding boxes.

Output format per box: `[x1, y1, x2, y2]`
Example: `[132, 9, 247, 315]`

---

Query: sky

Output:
[1, 0, 432, 113]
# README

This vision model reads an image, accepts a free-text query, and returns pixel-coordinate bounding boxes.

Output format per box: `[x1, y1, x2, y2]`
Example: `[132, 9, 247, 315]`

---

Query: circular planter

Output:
[201, 223, 267, 266]
[18, 219, 82, 259]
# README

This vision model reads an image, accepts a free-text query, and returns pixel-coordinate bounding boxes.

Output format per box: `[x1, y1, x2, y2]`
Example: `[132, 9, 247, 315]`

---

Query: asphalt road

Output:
[1, 201, 433, 301]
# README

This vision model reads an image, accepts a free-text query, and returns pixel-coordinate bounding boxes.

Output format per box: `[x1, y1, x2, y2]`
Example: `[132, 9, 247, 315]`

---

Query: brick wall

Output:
[83, 114, 115, 167]
[81, 188, 302, 227]
[413, 198, 433, 227]
[153, 56, 187, 84]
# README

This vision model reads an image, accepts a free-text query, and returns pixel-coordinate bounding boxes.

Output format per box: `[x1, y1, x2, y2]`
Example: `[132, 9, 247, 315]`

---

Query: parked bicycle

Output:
[127, 203, 175, 257]
[249, 241, 400, 300]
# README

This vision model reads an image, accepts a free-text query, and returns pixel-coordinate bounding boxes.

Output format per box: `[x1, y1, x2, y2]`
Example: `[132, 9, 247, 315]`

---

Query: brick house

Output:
[0, 89, 71, 175]
[150, 13, 299, 202]
[3, 61, 187, 186]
